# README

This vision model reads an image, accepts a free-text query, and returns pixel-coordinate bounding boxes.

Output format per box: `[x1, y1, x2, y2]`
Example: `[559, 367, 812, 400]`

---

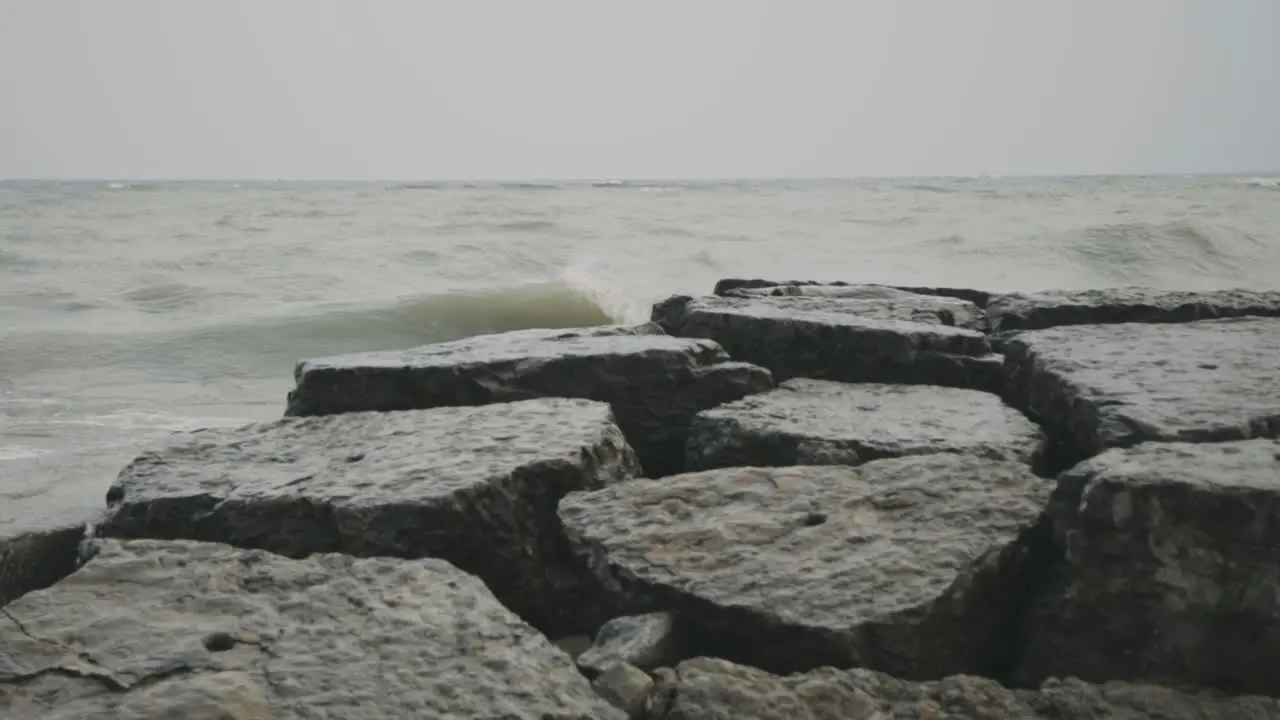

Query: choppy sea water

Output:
[3, 175, 1279, 531]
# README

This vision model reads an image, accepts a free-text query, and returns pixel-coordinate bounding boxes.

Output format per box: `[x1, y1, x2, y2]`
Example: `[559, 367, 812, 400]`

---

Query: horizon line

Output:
[2, 170, 1278, 184]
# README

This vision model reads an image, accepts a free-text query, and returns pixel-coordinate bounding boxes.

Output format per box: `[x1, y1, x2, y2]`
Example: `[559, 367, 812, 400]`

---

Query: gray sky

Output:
[2, 1, 1277, 180]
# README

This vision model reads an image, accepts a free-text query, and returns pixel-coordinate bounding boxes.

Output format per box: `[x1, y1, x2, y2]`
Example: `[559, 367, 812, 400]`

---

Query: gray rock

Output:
[987, 287, 1280, 333]
[593, 663, 654, 717]
[686, 379, 1045, 472]
[1004, 317, 1280, 466]
[646, 657, 1280, 720]
[651, 294, 1003, 392]
[558, 456, 1052, 679]
[0, 523, 86, 608]
[97, 398, 640, 635]
[285, 323, 772, 477]
[721, 284, 989, 331]
[710, 278, 995, 308]
[578, 612, 681, 679]
[0, 539, 624, 720]
[1017, 439, 1280, 696]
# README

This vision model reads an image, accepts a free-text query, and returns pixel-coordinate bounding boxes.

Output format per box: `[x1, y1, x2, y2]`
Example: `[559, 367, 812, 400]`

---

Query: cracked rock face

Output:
[284, 323, 772, 477]
[1004, 317, 1280, 466]
[646, 657, 1280, 720]
[651, 293, 1003, 392]
[1, 524, 86, 609]
[686, 379, 1044, 472]
[558, 456, 1052, 679]
[0, 539, 624, 720]
[986, 287, 1280, 334]
[1017, 439, 1280, 696]
[97, 398, 640, 635]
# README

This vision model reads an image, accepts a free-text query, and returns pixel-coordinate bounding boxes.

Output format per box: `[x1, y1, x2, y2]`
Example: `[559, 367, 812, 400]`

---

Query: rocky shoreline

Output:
[3, 280, 1279, 718]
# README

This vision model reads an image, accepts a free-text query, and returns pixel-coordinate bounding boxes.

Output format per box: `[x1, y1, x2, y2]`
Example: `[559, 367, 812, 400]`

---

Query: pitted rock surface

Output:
[647, 657, 1280, 720]
[710, 278, 995, 308]
[0, 539, 624, 720]
[285, 322, 771, 477]
[721, 284, 987, 330]
[651, 294, 1002, 392]
[986, 287, 1280, 333]
[0, 524, 85, 608]
[1004, 316, 1280, 465]
[686, 379, 1044, 472]
[558, 456, 1051, 679]
[1017, 439, 1280, 697]
[97, 398, 640, 634]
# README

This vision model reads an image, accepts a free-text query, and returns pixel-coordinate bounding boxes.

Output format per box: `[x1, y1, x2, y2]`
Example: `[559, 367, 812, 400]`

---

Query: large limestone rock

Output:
[97, 398, 640, 635]
[558, 456, 1052, 679]
[686, 379, 1044, 472]
[284, 323, 772, 477]
[1004, 316, 1280, 467]
[711, 278, 995, 308]
[1017, 439, 1280, 697]
[646, 657, 1280, 720]
[0, 523, 85, 608]
[651, 293, 1003, 392]
[986, 287, 1280, 333]
[0, 539, 624, 720]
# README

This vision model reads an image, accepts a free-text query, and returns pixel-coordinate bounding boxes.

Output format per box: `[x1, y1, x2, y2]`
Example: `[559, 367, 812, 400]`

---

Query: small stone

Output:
[591, 662, 654, 717]
[578, 612, 681, 678]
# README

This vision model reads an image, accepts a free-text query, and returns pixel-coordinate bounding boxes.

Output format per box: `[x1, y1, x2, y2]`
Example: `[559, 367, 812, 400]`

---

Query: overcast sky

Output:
[2, 1, 1277, 180]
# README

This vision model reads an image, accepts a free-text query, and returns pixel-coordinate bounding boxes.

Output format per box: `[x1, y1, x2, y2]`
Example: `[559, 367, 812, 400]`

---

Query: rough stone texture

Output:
[711, 278, 995, 308]
[646, 657, 1280, 720]
[97, 398, 640, 635]
[285, 322, 772, 477]
[720, 284, 988, 331]
[593, 662, 654, 717]
[0, 524, 86, 609]
[558, 456, 1052, 680]
[651, 294, 1003, 392]
[0, 539, 624, 720]
[686, 379, 1045, 472]
[986, 286, 1280, 333]
[578, 612, 682, 679]
[1017, 439, 1280, 697]
[1004, 316, 1280, 467]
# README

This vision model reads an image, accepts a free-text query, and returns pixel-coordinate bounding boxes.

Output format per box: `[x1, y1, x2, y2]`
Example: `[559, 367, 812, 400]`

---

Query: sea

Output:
[3, 175, 1280, 534]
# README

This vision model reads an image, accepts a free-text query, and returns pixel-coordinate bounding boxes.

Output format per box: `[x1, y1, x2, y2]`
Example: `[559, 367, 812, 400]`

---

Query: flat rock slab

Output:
[0, 539, 624, 720]
[686, 379, 1045, 472]
[719, 284, 988, 330]
[558, 456, 1052, 679]
[648, 657, 1280, 720]
[97, 398, 640, 635]
[711, 278, 996, 308]
[0, 524, 85, 608]
[651, 294, 1003, 392]
[285, 323, 772, 477]
[987, 287, 1280, 333]
[1017, 439, 1280, 697]
[1005, 316, 1280, 465]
